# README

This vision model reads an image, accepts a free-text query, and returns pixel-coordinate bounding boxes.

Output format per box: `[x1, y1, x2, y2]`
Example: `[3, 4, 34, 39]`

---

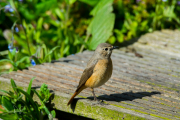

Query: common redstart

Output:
[67, 43, 118, 105]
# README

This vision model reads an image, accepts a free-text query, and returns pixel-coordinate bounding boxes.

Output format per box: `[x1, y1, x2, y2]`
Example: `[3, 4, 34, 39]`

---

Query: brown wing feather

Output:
[76, 60, 98, 91]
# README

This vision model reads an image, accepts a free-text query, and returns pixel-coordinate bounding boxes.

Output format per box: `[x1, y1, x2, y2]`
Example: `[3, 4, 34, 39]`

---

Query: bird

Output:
[67, 43, 118, 105]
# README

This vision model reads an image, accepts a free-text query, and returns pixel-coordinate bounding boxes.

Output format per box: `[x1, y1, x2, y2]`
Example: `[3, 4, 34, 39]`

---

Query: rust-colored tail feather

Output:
[67, 85, 86, 106]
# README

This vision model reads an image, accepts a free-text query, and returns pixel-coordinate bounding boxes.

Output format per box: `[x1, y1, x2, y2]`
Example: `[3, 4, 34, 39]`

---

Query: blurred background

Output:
[0, 0, 180, 74]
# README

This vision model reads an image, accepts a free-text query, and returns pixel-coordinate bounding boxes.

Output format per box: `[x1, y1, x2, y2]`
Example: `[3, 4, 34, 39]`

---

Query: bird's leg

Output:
[90, 88, 105, 106]
[91, 88, 97, 101]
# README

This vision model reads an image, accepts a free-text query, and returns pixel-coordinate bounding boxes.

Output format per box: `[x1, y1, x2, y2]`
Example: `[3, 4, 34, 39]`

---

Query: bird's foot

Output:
[96, 100, 105, 105]
[91, 99, 106, 106]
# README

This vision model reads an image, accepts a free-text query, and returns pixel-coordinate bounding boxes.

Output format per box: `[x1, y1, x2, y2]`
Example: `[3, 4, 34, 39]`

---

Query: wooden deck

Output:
[0, 30, 180, 120]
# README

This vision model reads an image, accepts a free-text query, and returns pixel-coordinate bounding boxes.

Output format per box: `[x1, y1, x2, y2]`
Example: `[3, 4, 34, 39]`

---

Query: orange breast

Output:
[85, 58, 112, 88]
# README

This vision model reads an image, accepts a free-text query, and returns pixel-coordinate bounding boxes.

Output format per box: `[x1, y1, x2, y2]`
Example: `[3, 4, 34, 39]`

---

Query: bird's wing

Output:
[76, 59, 99, 91]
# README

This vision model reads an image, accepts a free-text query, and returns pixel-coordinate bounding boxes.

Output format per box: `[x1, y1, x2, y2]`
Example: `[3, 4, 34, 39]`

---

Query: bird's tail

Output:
[67, 85, 86, 106]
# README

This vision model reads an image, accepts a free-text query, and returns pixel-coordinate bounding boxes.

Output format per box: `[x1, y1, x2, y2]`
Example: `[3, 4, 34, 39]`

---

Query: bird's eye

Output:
[105, 48, 108, 51]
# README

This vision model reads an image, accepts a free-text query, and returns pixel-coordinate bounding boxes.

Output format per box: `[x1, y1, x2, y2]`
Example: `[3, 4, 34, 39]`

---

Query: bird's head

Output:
[95, 43, 119, 58]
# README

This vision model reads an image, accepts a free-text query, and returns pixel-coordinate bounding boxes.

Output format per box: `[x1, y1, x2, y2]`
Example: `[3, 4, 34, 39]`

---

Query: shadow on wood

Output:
[70, 91, 161, 112]
[96, 91, 161, 102]
[51, 108, 94, 120]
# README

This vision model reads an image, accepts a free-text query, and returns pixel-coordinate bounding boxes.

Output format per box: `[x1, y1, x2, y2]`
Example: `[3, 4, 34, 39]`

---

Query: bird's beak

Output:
[113, 46, 119, 49]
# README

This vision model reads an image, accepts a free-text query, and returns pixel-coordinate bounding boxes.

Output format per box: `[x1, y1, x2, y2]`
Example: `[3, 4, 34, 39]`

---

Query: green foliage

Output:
[0, 48, 30, 72]
[31, 45, 60, 64]
[0, 0, 180, 73]
[39, 83, 51, 102]
[78, 0, 99, 6]
[0, 78, 55, 120]
[112, 0, 180, 43]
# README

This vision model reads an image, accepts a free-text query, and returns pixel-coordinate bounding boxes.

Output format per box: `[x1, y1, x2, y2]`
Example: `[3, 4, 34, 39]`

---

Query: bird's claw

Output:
[91, 99, 106, 106]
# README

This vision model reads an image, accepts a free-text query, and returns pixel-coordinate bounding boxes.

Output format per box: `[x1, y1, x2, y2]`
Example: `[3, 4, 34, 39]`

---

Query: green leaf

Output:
[0, 59, 14, 65]
[0, 95, 1, 104]
[35, 0, 57, 15]
[37, 17, 44, 30]
[0, 90, 11, 96]
[90, 0, 113, 16]
[27, 77, 35, 95]
[79, 0, 99, 6]
[63, 46, 70, 55]
[88, 13, 115, 49]
[10, 79, 19, 96]
[32, 89, 43, 101]
[42, 46, 60, 63]
[9, 67, 13, 72]
[108, 36, 116, 44]
[69, 0, 76, 5]
[0, 50, 8, 56]
[87, 0, 115, 50]
[19, 7, 36, 20]
[26, 77, 35, 105]
[2, 96, 14, 111]
[114, 29, 124, 43]
[31, 56, 42, 65]
[39, 83, 51, 102]
[51, 110, 56, 118]
[42, 44, 48, 60]
[0, 113, 18, 120]
[16, 56, 29, 67]
[44, 106, 53, 120]
[0, 59, 13, 64]
[17, 88, 39, 117]
[8, 51, 13, 61]
[33, 90, 52, 119]
[11, 48, 16, 61]
[55, 8, 65, 21]
[0, 107, 7, 113]
[2, 91, 15, 99]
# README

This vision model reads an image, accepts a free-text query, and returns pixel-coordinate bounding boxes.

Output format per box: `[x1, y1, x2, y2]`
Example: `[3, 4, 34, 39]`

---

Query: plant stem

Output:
[80, 33, 90, 52]
[11, 0, 31, 56]
[66, 4, 70, 24]
[21, 99, 34, 119]
[21, 20, 31, 56]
